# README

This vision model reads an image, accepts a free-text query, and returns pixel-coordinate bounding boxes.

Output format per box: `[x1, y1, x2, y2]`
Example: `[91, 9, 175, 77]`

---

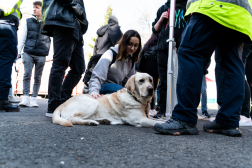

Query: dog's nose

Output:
[147, 86, 154, 96]
[147, 86, 154, 90]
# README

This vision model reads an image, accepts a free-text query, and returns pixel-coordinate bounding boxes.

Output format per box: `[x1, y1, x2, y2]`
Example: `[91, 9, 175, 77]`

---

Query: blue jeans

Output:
[201, 76, 207, 112]
[0, 24, 17, 100]
[172, 14, 245, 128]
[100, 83, 123, 95]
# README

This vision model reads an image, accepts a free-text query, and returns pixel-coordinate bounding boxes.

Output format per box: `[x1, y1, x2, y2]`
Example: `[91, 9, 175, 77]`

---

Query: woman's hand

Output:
[154, 11, 169, 32]
[91, 93, 103, 99]
[159, 11, 169, 23]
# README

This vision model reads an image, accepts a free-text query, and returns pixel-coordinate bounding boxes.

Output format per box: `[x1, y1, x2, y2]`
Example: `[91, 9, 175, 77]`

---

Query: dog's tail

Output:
[52, 107, 73, 127]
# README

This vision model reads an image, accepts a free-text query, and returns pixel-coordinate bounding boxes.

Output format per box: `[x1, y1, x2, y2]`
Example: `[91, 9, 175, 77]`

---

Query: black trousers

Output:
[48, 26, 85, 111]
[157, 50, 168, 110]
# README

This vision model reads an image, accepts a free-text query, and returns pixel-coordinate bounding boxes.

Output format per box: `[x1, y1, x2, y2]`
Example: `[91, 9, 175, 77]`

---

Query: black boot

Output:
[0, 100, 20, 112]
[153, 107, 166, 119]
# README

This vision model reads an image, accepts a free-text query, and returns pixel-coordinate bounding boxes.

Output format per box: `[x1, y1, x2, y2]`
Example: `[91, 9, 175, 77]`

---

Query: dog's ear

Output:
[125, 75, 135, 93]
[150, 76, 154, 86]
[149, 76, 154, 97]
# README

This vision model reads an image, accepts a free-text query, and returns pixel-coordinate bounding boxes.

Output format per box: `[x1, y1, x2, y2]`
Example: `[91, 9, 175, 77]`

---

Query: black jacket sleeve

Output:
[152, 6, 163, 34]
[59, 0, 87, 24]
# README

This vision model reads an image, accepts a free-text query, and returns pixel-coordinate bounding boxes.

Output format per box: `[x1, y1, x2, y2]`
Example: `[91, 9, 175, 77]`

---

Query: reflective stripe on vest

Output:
[0, 0, 23, 19]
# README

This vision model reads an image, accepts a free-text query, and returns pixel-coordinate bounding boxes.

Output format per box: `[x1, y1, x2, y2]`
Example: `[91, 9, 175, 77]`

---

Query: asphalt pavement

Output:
[1, 97, 252, 168]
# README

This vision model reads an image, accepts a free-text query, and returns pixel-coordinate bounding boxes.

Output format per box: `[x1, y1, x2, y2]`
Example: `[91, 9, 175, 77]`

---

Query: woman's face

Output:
[126, 37, 140, 56]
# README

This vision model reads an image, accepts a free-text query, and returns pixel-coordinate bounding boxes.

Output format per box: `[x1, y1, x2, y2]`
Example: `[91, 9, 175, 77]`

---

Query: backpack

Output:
[83, 49, 134, 87]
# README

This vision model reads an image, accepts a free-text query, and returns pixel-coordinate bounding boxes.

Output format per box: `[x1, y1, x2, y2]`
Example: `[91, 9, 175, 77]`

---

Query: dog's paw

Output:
[88, 121, 99, 126]
[97, 119, 111, 125]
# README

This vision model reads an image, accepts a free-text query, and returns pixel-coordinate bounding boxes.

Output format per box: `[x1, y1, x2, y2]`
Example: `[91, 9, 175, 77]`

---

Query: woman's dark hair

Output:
[117, 30, 142, 63]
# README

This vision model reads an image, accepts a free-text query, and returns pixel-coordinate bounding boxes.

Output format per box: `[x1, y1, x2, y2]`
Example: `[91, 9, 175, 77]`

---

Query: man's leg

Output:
[0, 24, 19, 112]
[154, 14, 225, 135]
[245, 52, 252, 117]
[32, 56, 46, 97]
[241, 79, 251, 118]
[172, 14, 224, 125]
[214, 34, 244, 128]
[30, 55, 46, 107]
[201, 76, 210, 118]
[150, 76, 159, 110]
[47, 26, 75, 115]
[153, 50, 167, 118]
[22, 53, 34, 96]
[60, 37, 85, 102]
[19, 53, 34, 107]
[241, 46, 252, 118]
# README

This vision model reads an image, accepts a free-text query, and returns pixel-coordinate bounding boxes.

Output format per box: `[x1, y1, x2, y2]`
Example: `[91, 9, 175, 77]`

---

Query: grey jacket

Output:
[93, 15, 123, 55]
[89, 44, 136, 95]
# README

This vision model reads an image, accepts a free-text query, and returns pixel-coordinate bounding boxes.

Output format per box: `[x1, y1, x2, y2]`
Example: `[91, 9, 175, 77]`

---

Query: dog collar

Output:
[127, 90, 149, 118]
[127, 90, 140, 103]
[127, 90, 149, 107]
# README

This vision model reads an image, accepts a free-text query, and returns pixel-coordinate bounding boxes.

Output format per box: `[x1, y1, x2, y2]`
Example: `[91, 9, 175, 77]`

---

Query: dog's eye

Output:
[139, 79, 145, 83]
[149, 79, 152, 83]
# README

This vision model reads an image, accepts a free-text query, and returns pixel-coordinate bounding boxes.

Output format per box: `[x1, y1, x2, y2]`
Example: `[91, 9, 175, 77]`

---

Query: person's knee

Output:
[34, 74, 42, 83]
[23, 72, 32, 80]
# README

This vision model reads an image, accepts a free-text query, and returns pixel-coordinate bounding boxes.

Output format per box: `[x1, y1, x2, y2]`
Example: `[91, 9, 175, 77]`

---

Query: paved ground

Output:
[1, 97, 252, 168]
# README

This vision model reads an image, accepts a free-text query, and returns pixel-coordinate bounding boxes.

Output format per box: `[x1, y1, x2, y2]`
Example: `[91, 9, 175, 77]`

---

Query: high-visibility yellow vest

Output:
[185, 0, 252, 41]
[0, 0, 23, 19]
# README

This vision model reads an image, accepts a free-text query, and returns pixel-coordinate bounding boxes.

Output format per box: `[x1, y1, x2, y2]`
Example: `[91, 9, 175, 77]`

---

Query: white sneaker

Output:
[209, 117, 215, 122]
[8, 96, 20, 103]
[239, 115, 252, 126]
[18, 95, 30, 107]
[30, 97, 39, 107]
[149, 109, 157, 117]
[45, 112, 53, 118]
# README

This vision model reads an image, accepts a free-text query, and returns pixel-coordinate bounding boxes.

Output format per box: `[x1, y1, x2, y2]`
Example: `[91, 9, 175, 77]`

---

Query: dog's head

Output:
[125, 73, 154, 99]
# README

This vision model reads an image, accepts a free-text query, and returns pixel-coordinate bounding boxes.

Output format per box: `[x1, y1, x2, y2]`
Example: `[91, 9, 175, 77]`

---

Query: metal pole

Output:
[166, 0, 176, 119]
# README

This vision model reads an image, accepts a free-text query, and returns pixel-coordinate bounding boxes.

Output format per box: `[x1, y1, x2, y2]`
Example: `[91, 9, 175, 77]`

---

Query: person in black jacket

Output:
[93, 15, 123, 55]
[137, 33, 159, 116]
[41, 0, 88, 118]
[152, 0, 187, 118]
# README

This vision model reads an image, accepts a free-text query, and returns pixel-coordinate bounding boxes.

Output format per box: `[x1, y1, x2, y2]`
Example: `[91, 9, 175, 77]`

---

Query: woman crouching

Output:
[89, 30, 142, 99]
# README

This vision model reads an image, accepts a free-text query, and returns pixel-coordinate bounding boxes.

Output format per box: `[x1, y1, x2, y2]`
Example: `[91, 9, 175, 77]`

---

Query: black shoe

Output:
[153, 112, 165, 118]
[153, 107, 165, 118]
[0, 100, 20, 112]
[202, 111, 211, 118]
[155, 105, 160, 111]
[154, 118, 199, 135]
[203, 120, 242, 137]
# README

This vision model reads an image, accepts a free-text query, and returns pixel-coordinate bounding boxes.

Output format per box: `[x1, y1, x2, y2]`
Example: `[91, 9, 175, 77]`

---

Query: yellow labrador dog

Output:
[52, 73, 164, 127]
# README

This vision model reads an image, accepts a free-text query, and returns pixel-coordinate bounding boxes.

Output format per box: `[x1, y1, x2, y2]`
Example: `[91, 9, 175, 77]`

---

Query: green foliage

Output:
[102, 5, 112, 26]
